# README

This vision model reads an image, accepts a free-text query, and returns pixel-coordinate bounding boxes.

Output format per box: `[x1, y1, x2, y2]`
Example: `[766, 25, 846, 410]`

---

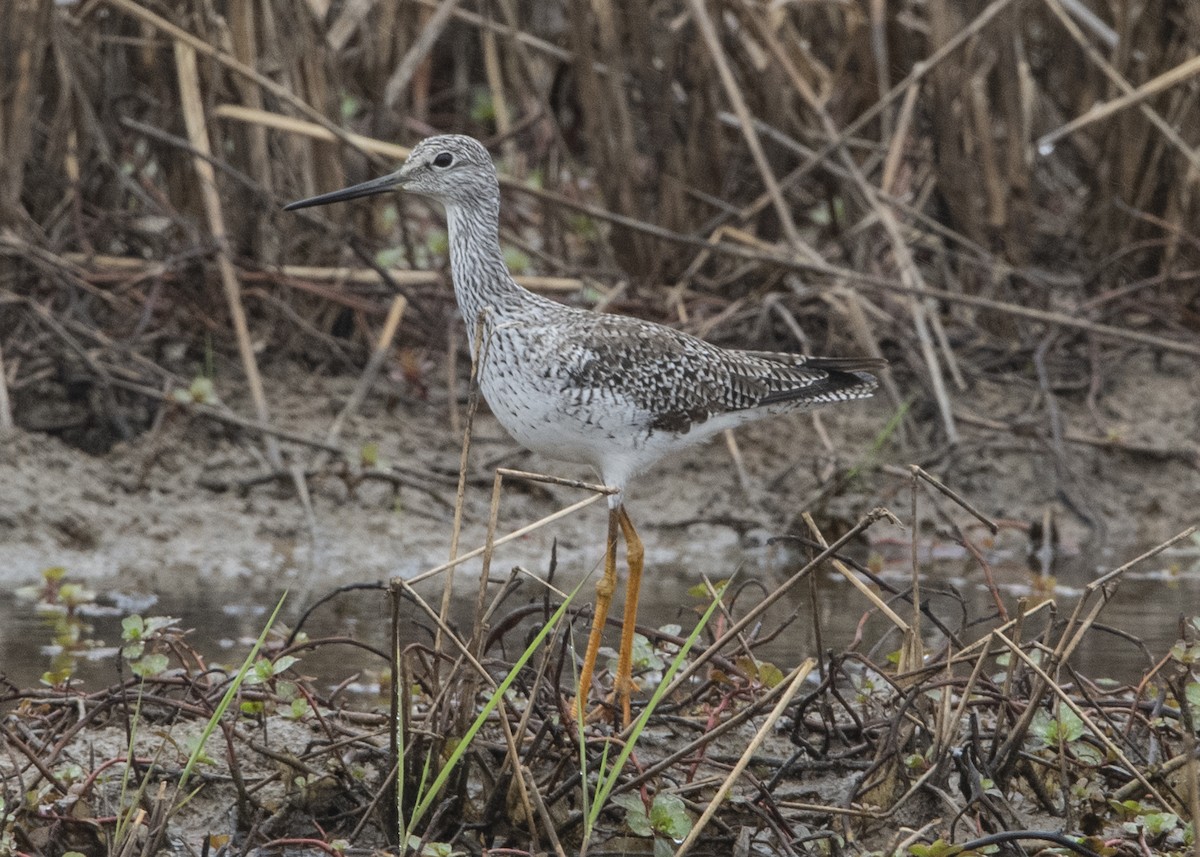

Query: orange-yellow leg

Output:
[575, 506, 620, 718]
[613, 506, 645, 726]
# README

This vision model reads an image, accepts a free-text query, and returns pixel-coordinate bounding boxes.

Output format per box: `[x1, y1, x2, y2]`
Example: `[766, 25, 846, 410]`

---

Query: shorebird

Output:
[286, 135, 885, 723]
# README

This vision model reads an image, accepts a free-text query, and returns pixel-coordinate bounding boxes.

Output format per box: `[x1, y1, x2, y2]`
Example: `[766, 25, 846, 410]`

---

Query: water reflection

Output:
[1, 539, 1196, 698]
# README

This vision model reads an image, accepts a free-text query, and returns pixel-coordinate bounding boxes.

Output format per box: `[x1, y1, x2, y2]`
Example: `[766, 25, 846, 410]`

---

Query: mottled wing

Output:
[561, 314, 883, 434]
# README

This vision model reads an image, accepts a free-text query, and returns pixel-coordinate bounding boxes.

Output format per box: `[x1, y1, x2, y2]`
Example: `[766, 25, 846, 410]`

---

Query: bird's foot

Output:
[607, 675, 642, 728]
[567, 680, 641, 726]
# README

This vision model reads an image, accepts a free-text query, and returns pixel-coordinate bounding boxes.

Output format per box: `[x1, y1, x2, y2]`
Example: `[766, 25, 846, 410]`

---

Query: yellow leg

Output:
[575, 506, 619, 718]
[614, 506, 645, 726]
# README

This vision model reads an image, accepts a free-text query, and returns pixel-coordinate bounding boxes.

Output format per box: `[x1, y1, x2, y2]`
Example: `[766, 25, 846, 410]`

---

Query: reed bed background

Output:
[2, 0, 1199, 455]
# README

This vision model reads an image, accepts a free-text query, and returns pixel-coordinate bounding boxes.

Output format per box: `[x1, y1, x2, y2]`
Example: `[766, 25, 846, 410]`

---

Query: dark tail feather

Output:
[801, 356, 889, 373]
[757, 355, 886, 406]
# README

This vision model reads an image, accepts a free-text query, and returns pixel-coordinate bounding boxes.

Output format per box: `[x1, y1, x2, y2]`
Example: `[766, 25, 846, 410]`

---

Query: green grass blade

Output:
[177, 591, 288, 794]
[406, 580, 582, 833]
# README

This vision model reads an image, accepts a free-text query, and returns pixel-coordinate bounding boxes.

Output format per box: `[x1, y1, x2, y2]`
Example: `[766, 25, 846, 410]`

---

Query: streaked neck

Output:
[444, 199, 529, 332]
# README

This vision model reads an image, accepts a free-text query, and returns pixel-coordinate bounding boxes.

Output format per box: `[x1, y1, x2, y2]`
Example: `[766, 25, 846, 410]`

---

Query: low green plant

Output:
[1030, 702, 1104, 766]
[612, 791, 692, 856]
[108, 593, 289, 854]
[120, 614, 181, 677]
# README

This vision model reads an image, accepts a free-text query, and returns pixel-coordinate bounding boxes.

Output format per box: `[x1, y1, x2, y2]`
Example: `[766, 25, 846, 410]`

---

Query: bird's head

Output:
[284, 134, 497, 212]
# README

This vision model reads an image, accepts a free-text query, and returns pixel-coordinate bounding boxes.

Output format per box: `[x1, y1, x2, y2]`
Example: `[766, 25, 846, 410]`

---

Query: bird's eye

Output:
[433, 152, 453, 168]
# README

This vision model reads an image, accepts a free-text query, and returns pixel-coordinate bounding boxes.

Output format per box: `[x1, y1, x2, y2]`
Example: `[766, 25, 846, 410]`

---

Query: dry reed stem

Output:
[101, 0, 370, 155]
[385, 0, 462, 110]
[644, 507, 897, 732]
[729, 0, 1022, 228]
[103, 378, 341, 452]
[1040, 0, 1200, 174]
[522, 765, 568, 857]
[62, 250, 580, 294]
[911, 465, 999, 535]
[1038, 47, 1200, 152]
[174, 41, 281, 468]
[320, 293, 407, 450]
[0, 344, 13, 433]
[437, 314, 490, 655]
[686, 0, 816, 264]
[673, 658, 816, 856]
[398, 490, 613, 584]
[803, 512, 912, 635]
[942, 599, 1053, 666]
[472, 469, 508, 656]
[740, 10, 959, 437]
[213, 104, 409, 159]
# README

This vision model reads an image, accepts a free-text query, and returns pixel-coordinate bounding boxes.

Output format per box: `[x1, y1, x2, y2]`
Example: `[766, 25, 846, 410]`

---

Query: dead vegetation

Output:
[1, 0, 1199, 459]
[1, 491, 1197, 855]
[2, 0, 1200, 854]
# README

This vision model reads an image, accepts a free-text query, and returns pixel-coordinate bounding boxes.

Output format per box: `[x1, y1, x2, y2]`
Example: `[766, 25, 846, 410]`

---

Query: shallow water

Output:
[2, 534, 1196, 697]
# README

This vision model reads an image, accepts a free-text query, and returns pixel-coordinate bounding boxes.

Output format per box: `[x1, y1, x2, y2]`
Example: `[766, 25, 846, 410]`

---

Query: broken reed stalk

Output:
[802, 511, 911, 634]
[315, 292, 407, 456]
[466, 467, 615, 652]
[910, 464, 1008, 620]
[0, 344, 13, 433]
[173, 40, 280, 469]
[674, 658, 816, 856]
[435, 313, 490, 655]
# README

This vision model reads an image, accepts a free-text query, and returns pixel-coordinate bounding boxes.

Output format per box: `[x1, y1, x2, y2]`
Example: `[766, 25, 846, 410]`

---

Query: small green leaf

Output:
[1072, 742, 1104, 766]
[405, 836, 455, 857]
[130, 653, 169, 678]
[122, 615, 146, 641]
[1140, 812, 1180, 837]
[909, 839, 964, 857]
[58, 583, 96, 607]
[375, 247, 405, 269]
[612, 793, 652, 837]
[181, 735, 216, 766]
[756, 661, 784, 688]
[245, 657, 276, 684]
[1184, 680, 1200, 710]
[41, 667, 74, 686]
[649, 792, 692, 840]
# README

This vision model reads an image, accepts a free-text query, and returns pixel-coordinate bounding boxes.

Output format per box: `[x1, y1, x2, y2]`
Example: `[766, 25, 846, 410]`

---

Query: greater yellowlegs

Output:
[286, 135, 885, 723]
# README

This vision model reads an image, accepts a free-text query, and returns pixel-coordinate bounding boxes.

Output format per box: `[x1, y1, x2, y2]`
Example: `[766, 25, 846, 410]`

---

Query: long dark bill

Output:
[283, 169, 405, 211]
